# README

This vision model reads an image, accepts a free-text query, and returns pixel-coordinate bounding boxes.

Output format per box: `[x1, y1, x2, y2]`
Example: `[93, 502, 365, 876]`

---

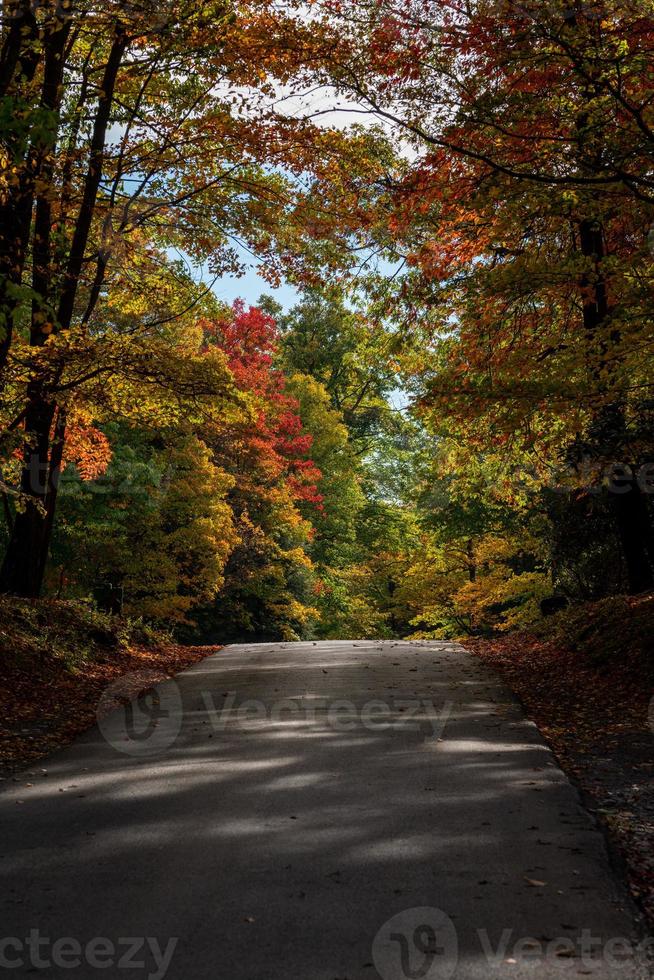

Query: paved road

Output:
[1, 640, 650, 979]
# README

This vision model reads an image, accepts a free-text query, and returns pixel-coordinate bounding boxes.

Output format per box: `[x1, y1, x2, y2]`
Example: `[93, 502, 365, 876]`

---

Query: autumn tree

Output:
[183, 301, 323, 640]
[0, 0, 365, 598]
[276, 287, 422, 637]
[315, 0, 654, 594]
[52, 429, 238, 620]
[277, 288, 397, 443]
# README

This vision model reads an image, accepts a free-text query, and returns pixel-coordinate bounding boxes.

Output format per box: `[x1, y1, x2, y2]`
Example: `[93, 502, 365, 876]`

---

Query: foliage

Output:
[303, 0, 654, 619]
[52, 431, 237, 621]
[3, 0, 654, 642]
[0, 595, 166, 670]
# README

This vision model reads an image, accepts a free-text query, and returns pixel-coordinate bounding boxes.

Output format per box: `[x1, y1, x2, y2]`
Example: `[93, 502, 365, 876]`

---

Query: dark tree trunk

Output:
[0, 397, 57, 597]
[0, 29, 125, 597]
[609, 482, 654, 594]
[0, 5, 66, 381]
[577, 220, 654, 594]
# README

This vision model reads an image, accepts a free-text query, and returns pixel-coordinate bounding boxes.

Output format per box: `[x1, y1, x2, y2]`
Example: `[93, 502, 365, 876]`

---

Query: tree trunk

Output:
[0, 29, 126, 597]
[609, 482, 654, 594]
[0, 8, 69, 381]
[0, 397, 58, 597]
[577, 220, 654, 593]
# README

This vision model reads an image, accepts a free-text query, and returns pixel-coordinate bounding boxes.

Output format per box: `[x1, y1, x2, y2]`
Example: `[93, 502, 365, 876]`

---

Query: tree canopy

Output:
[2, 0, 654, 640]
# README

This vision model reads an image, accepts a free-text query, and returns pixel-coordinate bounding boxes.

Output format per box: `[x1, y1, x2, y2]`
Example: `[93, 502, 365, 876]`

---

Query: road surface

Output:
[1, 640, 650, 979]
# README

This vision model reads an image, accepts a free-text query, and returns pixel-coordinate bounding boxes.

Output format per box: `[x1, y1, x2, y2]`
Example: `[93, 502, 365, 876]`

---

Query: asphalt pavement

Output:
[1, 640, 651, 979]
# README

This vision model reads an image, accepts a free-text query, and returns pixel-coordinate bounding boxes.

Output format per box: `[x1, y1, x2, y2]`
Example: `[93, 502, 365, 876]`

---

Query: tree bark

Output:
[577, 220, 654, 593]
[609, 476, 654, 594]
[0, 7, 68, 380]
[0, 28, 126, 597]
[0, 396, 57, 596]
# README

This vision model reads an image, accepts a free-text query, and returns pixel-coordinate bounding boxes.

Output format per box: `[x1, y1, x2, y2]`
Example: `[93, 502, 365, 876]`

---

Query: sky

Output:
[203, 84, 408, 314]
[211, 261, 301, 311]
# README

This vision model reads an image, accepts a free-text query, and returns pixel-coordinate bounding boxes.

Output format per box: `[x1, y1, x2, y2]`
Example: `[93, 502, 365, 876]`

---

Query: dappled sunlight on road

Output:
[1, 641, 646, 980]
